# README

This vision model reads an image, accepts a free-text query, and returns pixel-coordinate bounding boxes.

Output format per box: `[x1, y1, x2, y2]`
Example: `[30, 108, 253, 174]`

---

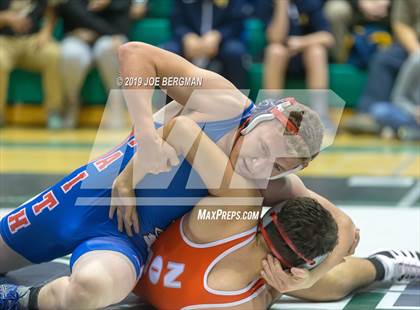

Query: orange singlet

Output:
[135, 215, 266, 309]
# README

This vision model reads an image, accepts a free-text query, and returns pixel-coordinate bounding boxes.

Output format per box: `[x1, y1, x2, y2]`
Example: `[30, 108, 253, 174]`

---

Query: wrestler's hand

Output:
[348, 228, 360, 256]
[110, 178, 140, 237]
[261, 254, 314, 293]
[137, 133, 180, 175]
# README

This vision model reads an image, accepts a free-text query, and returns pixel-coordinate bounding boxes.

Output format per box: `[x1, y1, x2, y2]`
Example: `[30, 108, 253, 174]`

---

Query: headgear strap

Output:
[259, 222, 293, 268]
[271, 212, 315, 265]
[270, 108, 299, 135]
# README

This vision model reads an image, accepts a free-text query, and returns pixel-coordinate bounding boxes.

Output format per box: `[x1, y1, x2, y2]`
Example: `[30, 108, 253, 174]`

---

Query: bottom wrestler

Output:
[133, 198, 420, 309]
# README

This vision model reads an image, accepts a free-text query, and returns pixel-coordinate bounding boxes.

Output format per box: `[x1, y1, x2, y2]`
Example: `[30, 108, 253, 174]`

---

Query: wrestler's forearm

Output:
[118, 42, 249, 121]
[114, 106, 174, 188]
[276, 175, 356, 285]
[163, 116, 259, 198]
[306, 190, 356, 284]
[118, 43, 157, 139]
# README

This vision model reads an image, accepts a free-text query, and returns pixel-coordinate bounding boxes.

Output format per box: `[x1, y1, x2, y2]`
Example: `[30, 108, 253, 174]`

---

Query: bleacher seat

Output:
[6, 9, 367, 121]
[248, 63, 367, 106]
[147, 0, 173, 18]
[129, 18, 171, 46]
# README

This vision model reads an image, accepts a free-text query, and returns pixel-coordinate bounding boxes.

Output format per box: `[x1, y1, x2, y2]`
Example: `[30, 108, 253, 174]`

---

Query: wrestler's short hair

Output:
[280, 102, 324, 162]
[265, 197, 338, 267]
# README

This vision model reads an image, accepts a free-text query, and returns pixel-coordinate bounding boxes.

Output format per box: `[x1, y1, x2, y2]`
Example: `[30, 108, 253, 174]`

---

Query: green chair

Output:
[80, 69, 107, 105]
[8, 70, 43, 105]
[147, 0, 173, 18]
[248, 63, 367, 107]
[329, 64, 367, 107]
[129, 18, 171, 46]
[243, 18, 266, 60]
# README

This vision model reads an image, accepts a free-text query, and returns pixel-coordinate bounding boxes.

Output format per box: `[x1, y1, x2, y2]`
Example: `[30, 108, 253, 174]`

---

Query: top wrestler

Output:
[0, 43, 356, 310]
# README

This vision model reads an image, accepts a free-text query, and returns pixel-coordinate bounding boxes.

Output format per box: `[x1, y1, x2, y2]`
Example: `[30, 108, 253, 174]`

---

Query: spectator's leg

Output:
[60, 36, 93, 128]
[18, 35, 63, 129]
[93, 35, 126, 90]
[302, 43, 333, 129]
[0, 36, 17, 126]
[370, 102, 418, 130]
[358, 44, 407, 113]
[391, 53, 420, 116]
[93, 35, 127, 128]
[303, 44, 329, 89]
[263, 43, 290, 89]
[323, 0, 352, 62]
[218, 39, 249, 89]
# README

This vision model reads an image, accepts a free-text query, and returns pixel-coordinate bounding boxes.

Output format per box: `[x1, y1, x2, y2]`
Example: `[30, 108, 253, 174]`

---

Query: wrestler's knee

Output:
[0, 234, 31, 274]
[65, 265, 114, 308]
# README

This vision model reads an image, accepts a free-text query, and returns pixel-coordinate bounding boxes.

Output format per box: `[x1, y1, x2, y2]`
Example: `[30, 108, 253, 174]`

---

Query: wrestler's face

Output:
[230, 120, 306, 179]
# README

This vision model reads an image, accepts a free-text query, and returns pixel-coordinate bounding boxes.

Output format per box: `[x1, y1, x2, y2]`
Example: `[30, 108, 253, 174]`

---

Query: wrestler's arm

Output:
[261, 174, 357, 288]
[118, 42, 250, 121]
[114, 114, 257, 199]
[163, 116, 259, 198]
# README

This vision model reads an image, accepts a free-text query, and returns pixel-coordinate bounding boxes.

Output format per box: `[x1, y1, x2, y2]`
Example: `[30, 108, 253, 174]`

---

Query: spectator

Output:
[162, 0, 249, 89]
[344, 0, 420, 139]
[0, 0, 62, 128]
[324, 0, 391, 64]
[130, 0, 147, 21]
[259, 0, 334, 129]
[57, 0, 131, 128]
[370, 54, 420, 140]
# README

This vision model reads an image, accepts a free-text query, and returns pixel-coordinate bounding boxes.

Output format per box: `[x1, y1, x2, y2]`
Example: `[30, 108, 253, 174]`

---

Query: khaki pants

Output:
[0, 34, 63, 119]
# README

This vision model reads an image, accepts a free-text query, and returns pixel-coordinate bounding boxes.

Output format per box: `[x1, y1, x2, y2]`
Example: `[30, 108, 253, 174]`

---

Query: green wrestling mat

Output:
[1, 260, 419, 310]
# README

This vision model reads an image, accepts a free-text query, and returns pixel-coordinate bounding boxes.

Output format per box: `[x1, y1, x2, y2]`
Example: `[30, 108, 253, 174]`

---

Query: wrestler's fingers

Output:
[262, 265, 285, 292]
[267, 255, 286, 280]
[132, 208, 140, 234]
[269, 255, 288, 278]
[260, 270, 270, 283]
[109, 185, 118, 219]
[290, 267, 308, 280]
[262, 260, 280, 287]
[124, 206, 134, 237]
[117, 208, 123, 232]
[168, 148, 180, 167]
[109, 204, 117, 220]
[268, 256, 290, 288]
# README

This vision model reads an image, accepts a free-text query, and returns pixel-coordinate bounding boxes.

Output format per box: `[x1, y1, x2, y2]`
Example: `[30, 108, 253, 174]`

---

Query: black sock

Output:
[367, 257, 385, 281]
[28, 286, 42, 310]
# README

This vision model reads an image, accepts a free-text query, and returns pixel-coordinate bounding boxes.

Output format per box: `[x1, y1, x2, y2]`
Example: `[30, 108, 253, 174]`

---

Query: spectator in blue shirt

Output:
[162, 0, 250, 88]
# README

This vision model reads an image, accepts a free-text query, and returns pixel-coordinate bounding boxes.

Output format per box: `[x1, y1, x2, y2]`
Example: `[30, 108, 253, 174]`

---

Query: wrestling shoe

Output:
[370, 250, 420, 282]
[0, 284, 29, 310]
